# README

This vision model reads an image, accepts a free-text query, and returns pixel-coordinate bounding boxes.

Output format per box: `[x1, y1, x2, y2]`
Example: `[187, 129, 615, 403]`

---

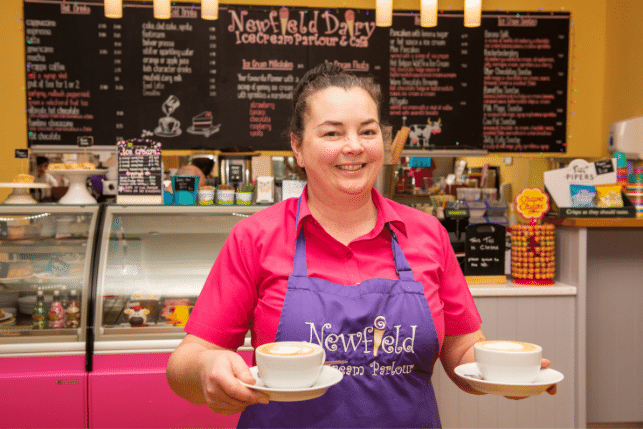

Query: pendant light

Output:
[104, 0, 123, 19]
[201, 0, 218, 20]
[464, 0, 481, 27]
[375, 0, 393, 27]
[420, 0, 437, 27]
[154, 0, 171, 19]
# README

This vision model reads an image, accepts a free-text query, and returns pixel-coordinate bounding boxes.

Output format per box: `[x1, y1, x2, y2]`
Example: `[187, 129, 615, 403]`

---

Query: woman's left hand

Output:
[504, 358, 557, 400]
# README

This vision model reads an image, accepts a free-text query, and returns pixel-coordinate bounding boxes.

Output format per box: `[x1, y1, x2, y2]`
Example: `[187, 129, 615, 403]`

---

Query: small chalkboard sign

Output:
[117, 139, 163, 204]
[0, 262, 9, 278]
[15, 149, 29, 159]
[0, 221, 7, 238]
[595, 159, 615, 175]
[465, 224, 506, 276]
[173, 176, 196, 192]
[77, 136, 94, 147]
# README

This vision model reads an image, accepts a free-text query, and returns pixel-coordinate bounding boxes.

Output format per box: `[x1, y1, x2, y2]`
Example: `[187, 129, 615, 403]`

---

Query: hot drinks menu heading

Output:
[24, 0, 569, 152]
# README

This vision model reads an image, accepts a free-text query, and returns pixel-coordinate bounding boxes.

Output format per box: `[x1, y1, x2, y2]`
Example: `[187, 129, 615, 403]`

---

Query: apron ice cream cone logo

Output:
[345, 10, 355, 38]
[373, 316, 386, 356]
[279, 7, 289, 36]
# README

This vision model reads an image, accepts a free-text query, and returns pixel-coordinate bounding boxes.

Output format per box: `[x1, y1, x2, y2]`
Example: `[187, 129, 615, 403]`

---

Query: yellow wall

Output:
[1, 0, 638, 201]
[602, 1, 643, 132]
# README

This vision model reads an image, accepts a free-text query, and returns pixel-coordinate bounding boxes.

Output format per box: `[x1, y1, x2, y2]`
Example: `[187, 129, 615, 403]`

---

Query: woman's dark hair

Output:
[36, 156, 49, 166]
[287, 62, 384, 146]
[191, 157, 215, 177]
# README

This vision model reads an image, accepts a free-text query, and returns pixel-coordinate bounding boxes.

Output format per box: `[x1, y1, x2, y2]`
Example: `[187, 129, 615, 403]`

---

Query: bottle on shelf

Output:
[60, 285, 69, 309]
[65, 289, 81, 329]
[47, 290, 66, 329]
[32, 289, 47, 330]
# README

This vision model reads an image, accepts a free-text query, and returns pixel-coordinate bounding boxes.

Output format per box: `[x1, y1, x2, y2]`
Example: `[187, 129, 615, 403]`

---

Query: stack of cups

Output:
[627, 167, 643, 218]
[613, 152, 628, 189]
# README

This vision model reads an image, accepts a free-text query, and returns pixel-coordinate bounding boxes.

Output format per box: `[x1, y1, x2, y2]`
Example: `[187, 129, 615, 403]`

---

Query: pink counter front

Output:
[89, 350, 253, 429]
[0, 355, 88, 428]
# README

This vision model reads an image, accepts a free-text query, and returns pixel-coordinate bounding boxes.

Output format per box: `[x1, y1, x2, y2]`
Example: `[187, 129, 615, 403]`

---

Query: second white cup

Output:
[474, 340, 542, 384]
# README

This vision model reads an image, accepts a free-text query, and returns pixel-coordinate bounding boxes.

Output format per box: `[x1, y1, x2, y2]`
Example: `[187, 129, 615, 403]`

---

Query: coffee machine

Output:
[218, 150, 260, 190]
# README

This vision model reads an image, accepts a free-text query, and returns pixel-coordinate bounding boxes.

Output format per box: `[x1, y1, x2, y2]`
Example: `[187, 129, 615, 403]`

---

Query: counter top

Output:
[467, 280, 577, 296]
[544, 216, 643, 228]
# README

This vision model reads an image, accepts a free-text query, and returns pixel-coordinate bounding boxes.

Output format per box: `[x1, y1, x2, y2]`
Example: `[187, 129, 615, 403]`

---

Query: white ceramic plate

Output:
[239, 366, 344, 402]
[0, 276, 32, 284]
[0, 183, 51, 189]
[455, 363, 563, 397]
[0, 310, 14, 322]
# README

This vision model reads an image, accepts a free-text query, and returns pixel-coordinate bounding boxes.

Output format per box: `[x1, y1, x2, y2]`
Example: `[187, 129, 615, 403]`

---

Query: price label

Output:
[594, 159, 615, 175]
[174, 176, 196, 192]
[78, 136, 94, 147]
[15, 149, 29, 159]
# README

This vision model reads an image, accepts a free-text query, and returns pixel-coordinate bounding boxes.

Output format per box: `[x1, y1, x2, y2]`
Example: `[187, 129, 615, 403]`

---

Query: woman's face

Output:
[291, 86, 384, 200]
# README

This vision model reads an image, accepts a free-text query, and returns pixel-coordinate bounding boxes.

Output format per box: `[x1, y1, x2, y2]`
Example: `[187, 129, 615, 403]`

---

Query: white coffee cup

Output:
[255, 341, 325, 389]
[474, 340, 542, 384]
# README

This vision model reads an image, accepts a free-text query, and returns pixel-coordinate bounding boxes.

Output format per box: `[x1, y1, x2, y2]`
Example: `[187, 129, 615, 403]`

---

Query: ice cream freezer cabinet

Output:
[0, 204, 264, 429]
[0, 204, 101, 429]
[89, 205, 265, 429]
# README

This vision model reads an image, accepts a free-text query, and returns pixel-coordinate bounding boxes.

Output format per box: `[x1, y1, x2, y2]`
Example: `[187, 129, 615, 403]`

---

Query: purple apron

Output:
[238, 197, 441, 428]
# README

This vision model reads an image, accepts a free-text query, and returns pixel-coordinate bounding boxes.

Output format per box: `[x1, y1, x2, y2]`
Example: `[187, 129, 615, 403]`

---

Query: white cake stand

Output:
[49, 169, 107, 204]
[0, 183, 51, 204]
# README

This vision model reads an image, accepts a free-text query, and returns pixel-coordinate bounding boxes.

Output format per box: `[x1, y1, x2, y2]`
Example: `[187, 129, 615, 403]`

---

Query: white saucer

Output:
[455, 362, 563, 397]
[239, 366, 343, 402]
[0, 311, 14, 322]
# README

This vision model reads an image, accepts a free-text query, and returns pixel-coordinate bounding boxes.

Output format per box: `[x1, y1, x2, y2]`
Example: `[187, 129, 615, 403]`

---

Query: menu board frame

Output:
[24, 0, 570, 153]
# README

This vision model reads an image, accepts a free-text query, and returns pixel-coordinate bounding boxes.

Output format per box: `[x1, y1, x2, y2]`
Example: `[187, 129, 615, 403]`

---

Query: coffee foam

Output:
[271, 344, 313, 355]
[478, 340, 539, 352]
[259, 342, 316, 356]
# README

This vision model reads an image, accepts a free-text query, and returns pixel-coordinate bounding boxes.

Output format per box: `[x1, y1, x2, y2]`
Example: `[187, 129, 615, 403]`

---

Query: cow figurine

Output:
[124, 305, 150, 327]
[408, 118, 442, 148]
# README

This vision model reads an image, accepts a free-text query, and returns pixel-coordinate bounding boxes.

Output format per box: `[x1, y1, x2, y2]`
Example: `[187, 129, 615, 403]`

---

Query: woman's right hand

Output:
[167, 334, 269, 415]
[199, 349, 270, 415]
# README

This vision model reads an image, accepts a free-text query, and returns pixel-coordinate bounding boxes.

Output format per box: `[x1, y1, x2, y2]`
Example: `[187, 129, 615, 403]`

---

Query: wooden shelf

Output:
[544, 216, 643, 228]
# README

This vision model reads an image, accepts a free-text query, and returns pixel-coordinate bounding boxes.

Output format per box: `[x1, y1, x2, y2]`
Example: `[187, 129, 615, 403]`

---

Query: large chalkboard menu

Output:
[24, 0, 569, 153]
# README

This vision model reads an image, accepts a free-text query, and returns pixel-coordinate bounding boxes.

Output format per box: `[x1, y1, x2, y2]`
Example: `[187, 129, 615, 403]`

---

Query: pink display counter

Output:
[90, 351, 253, 429]
[0, 355, 87, 428]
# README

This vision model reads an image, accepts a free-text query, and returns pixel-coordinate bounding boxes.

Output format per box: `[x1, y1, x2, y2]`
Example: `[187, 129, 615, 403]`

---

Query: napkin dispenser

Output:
[608, 116, 643, 159]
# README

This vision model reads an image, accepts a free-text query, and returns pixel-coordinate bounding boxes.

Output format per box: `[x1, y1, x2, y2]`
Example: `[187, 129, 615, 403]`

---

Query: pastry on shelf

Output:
[12, 174, 35, 183]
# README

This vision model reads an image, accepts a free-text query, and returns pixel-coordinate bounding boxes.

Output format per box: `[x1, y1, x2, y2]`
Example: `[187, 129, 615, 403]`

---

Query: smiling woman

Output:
[167, 63, 553, 429]
[287, 63, 385, 242]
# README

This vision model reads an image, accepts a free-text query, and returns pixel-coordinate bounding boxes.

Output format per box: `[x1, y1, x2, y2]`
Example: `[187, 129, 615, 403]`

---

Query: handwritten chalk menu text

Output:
[481, 14, 569, 152]
[465, 223, 506, 276]
[117, 139, 162, 195]
[24, 1, 570, 153]
[389, 13, 484, 150]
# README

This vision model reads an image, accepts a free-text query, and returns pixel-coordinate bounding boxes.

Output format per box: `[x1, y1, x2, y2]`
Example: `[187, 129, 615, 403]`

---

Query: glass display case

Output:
[94, 204, 266, 345]
[89, 205, 264, 429]
[0, 204, 100, 429]
[0, 204, 100, 350]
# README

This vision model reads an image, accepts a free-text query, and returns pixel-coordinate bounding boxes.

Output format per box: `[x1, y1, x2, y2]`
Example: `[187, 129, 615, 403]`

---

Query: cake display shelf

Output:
[49, 169, 107, 204]
[0, 183, 51, 204]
